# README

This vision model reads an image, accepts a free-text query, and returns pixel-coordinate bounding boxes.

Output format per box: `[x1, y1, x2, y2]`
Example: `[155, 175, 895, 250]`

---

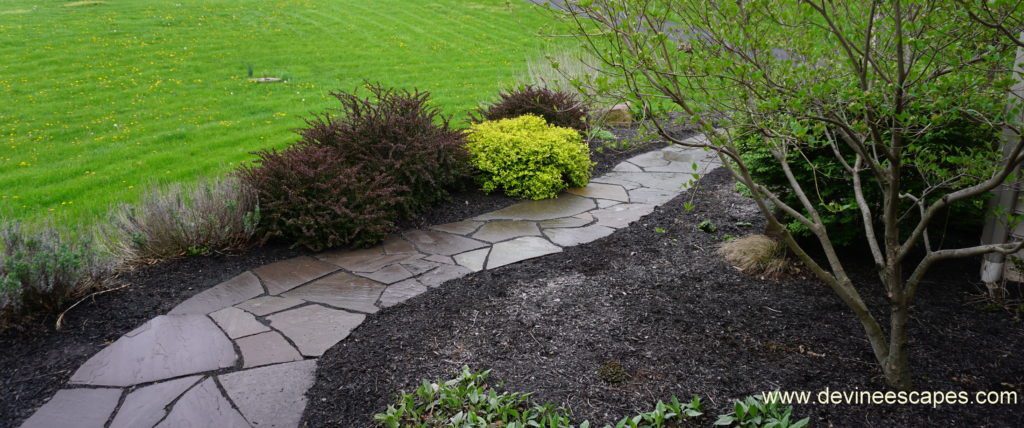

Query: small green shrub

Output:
[108, 176, 259, 262]
[477, 85, 590, 132]
[467, 115, 594, 200]
[373, 367, 575, 428]
[714, 395, 808, 428]
[241, 84, 468, 251]
[373, 367, 704, 428]
[1, 222, 107, 328]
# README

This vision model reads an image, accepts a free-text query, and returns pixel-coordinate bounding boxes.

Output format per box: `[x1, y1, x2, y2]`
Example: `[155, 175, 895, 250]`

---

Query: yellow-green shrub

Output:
[466, 115, 593, 200]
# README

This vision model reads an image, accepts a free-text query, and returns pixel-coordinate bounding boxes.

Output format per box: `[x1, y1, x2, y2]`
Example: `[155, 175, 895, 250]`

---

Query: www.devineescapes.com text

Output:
[761, 389, 1018, 408]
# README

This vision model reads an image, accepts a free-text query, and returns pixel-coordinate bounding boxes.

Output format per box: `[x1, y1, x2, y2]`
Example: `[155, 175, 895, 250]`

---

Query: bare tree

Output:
[559, 0, 1022, 389]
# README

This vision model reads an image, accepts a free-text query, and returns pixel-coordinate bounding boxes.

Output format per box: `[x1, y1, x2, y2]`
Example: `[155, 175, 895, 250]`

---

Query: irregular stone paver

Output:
[253, 256, 338, 295]
[156, 378, 249, 428]
[26, 144, 721, 428]
[539, 213, 593, 229]
[417, 264, 473, 287]
[401, 258, 441, 275]
[109, 376, 201, 428]
[471, 220, 541, 243]
[283, 272, 385, 313]
[236, 295, 305, 317]
[379, 279, 429, 307]
[380, 236, 420, 255]
[545, 224, 617, 247]
[267, 305, 365, 357]
[237, 331, 303, 368]
[487, 236, 562, 269]
[628, 187, 677, 205]
[424, 254, 456, 265]
[592, 203, 657, 229]
[453, 248, 490, 272]
[403, 229, 489, 256]
[567, 182, 630, 202]
[220, 360, 317, 428]
[20, 388, 122, 428]
[355, 263, 415, 284]
[475, 194, 596, 221]
[71, 315, 236, 387]
[431, 219, 484, 235]
[613, 161, 643, 172]
[210, 306, 270, 339]
[169, 271, 263, 315]
[318, 247, 422, 273]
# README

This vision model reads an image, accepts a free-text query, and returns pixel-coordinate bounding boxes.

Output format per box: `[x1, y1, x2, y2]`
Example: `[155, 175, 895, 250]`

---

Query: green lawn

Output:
[0, 0, 567, 225]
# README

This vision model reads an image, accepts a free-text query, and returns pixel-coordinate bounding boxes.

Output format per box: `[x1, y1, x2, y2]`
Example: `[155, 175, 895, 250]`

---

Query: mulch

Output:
[303, 168, 1024, 428]
[0, 128, 676, 428]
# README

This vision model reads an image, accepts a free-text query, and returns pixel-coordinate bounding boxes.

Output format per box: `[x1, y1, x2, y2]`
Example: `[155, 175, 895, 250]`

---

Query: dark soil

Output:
[0, 128, 684, 428]
[304, 168, 1024, 428]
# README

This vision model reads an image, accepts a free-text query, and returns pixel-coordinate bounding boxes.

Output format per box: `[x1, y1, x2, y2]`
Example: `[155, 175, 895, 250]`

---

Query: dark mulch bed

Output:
[0, 127, 679, 428]
[304, 168, 1024, 428]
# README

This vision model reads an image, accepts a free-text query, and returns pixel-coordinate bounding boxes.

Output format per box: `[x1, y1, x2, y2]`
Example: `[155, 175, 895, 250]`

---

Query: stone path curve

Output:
[20, 137, 720, 428]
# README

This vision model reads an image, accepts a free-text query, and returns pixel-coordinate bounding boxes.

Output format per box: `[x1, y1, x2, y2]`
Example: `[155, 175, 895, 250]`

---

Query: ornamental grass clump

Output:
[477, 85, 590, 132]
[466, 114, 593, 200]
[108, 176, 260, 262]
[241, 84, 468, 251]
[0, 222, 107, 328]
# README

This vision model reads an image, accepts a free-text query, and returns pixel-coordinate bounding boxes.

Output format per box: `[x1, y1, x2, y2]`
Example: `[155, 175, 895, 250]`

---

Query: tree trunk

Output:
[883, 301, 913, 389]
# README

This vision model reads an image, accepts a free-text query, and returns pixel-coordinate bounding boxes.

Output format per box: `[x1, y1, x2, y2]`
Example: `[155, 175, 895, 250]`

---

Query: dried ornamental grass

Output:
[717, 234, 790, 279]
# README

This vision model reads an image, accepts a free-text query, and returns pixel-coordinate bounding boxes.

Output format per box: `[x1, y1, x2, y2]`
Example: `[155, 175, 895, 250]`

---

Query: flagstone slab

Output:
[613, 161, 643, 172]
[431, 220, 484, 235]
[593, 172, 693, 192]
[235, 295, 305, 317]
[628, 188, 678, 205]
[627, 149, 674, 169]
[597, 199, 622, 208]
[283, 272, 385, 314]
[545, 224, 617, 247]
[236, 331, 303, 368]
[401, 257, 442, 275]
[209, 306, 270, 339]
[472, 220, 541, 243]
[156, 378, 249, 428]
[109, 376, 201, 428]
[403, 229, 489, 256]
[424, 254, 456, 265]
[475, 194, 597, 221]
[253, 256, 338, 295]
[380, 236, 421, 255]
[355, 263, 415, 284]
[591, 203, 657, 229]
[379, 279, 429, 307]
[220, 360, 317, 428]
[70, 315, 236, 387]
[267, 305, 365, 357]
[168, 271, 263, 315]
[538, 213, 594, 229]
[453, 248, 490, 272]
[567, 182, 630, 202]
[20, 388, 122, 428]
[417, 264, 473, 287]
[487, 236, 562, 269]
[318, 247, 423, 273]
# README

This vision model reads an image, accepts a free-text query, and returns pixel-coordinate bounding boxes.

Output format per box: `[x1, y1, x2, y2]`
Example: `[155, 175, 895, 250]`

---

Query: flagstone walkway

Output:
[20, 137, 719, 428]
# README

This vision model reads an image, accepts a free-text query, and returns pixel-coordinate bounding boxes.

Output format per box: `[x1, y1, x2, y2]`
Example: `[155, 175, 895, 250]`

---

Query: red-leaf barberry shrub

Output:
[477, 86, 589, 132]
[241, 85, 468, 251]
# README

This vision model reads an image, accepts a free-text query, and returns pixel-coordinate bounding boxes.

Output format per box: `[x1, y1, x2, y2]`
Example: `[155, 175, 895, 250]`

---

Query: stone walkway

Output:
[20, 137, 719, 428]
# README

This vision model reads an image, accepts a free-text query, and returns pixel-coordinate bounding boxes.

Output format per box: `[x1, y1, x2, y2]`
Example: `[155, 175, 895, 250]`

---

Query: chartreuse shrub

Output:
[373, 367, 705, 428]
[241, 85, 467, 251]
[0, 221, 107, 328]
[478, 86, 590, 132]
[466, 115, 593, 200]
